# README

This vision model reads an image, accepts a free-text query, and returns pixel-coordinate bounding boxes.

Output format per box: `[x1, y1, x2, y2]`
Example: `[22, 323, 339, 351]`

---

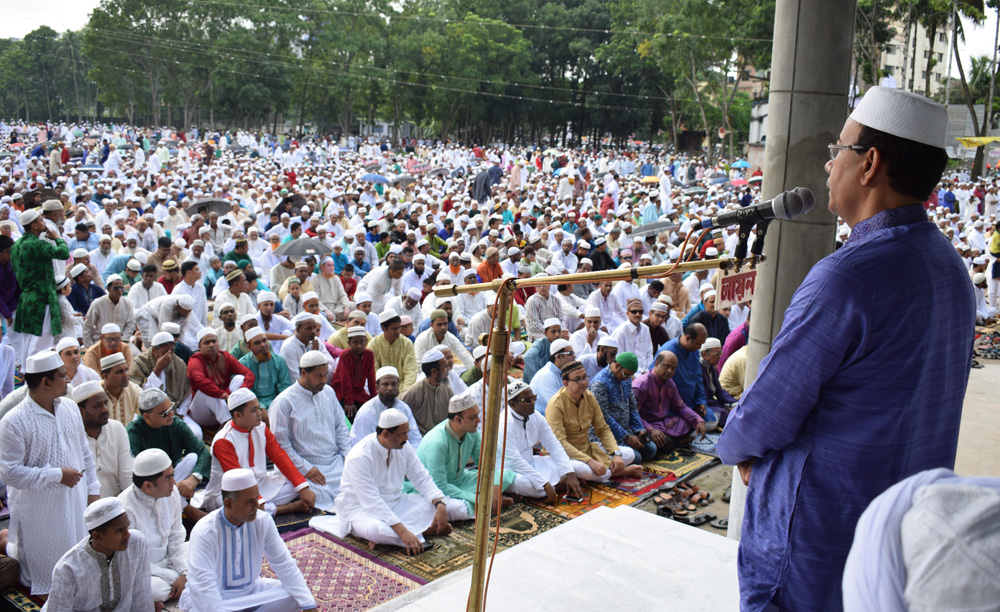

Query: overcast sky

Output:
[2, 0, 999, 74]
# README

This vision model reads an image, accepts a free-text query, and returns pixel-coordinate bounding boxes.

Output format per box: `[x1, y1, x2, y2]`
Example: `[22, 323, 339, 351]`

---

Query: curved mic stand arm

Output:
[733, 221, 757, 271]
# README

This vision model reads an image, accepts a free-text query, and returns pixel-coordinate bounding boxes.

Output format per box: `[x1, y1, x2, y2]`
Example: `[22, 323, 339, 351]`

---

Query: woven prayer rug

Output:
[0, 584, 40, 612]
[261, 528, 425, 611]
[274, 508, 334, 534]
[344, 502, 567, 582]
[645, 450, 717, 478]
[528, 484, 638, 520]
[594, 468, 677, 498]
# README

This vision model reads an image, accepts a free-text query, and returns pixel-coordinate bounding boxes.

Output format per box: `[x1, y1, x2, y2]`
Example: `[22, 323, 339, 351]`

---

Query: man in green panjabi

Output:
[238, 327, 292, 412]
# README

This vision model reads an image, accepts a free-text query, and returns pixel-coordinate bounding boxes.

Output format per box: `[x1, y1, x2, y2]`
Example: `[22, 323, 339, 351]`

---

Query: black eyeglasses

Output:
[629, 309, 644, 315]
[568, 374, 589, 383]
[158, 406, 174, 418]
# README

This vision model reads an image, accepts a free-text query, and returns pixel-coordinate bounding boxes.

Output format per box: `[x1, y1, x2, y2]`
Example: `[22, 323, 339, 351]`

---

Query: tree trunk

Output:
[925, 22, 938, 97]
[902, 5, 913, 91]
[909, 21, 918, 90]
[953, 32, 985, 178]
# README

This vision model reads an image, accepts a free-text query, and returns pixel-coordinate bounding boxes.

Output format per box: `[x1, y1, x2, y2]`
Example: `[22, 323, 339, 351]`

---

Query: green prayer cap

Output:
[616, 351, 638, 373]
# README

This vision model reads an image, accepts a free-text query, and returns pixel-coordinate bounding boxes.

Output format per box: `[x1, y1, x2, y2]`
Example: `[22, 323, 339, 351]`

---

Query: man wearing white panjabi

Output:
[43, 498, 152, 612]
[329, 408, 453, 555]
[500, 380, 583, 502]
[118, 448, 189, 604]
[350, 367, 423, 448]
[74, 381, 133, 499]
[181, 468, 317, 612]
[269, 351, 353, 512]
[0, 350, 101, 596]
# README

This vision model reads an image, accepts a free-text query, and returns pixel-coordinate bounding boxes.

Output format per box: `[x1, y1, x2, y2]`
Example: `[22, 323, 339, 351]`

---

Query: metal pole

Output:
[466, 282, 512, 612]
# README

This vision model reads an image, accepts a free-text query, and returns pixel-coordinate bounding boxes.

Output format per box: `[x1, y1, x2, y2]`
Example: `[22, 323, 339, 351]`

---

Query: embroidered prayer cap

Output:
[72, 247, 89, 258]
[581, 307, 601, 319]
[133, 448, 172, 477]
[348, 310, 367, 321]
[85, 498, 126, 531]
[347, 326, 366, 338]
[597, 336, 619, 349]
[126, 258, 142, 271]
[405, 287, 422, 301]
[138, 388, 169, 413]
[650, 302, 669, 314]
[176, 295, 194, 310]
[72, 380, 105, 404]
[449, 392, 479, 414]
[549, 338, 572, 356]
[56, 337, 80, 354]
[615, 352, 639, 373]
[299, 350, 328, 368]
[354, 292, 373, 304]
[196, 327, 217, 342]
[55, 275, 71, 291]
[849, 86, 948, 148]
[376, 366, 399, 381]
[542, 317, 562, 331]
[379, 308, 400, 324]
[302, 291, 319, 303]
[429, 309, 448, 322]
[244, 327, 265, 342]
[227, 387, 257, 412]
[378, 408, 409, 429]
[421, 349, 445, 364]
[657, 294, 674, 306]
[626, 297, 643, 308]
[162, 259, 178, 271]
[473, 345, 488, 362]
[224, 269, 244, 282]
[508, 379, 531, 400]
[257, 291, 277, 304]
[19, 209, 41, 226]
[292, 312, 314, 326]
[151, 331, 174, 347]
[401, 315, 413, 325]
[161, 322, 181, 335]
[100, 353, 126, 371]
[70, 263, 88, 278]
[221, 468, 257, 493]
[702, 337, 722, 350]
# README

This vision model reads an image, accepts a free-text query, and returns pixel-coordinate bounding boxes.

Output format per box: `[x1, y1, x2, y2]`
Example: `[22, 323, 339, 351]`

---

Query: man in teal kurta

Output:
[238, 327, 292, 411]
[407, 392, 516, 519]
[11, 209, 71, 365]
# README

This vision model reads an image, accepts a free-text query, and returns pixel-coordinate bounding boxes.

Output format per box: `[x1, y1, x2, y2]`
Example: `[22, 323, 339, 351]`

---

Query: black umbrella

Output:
[428, 166, 449, 177]
[273, 238, 333, 257]
[185, 197, 231, 216]
[364, 162, 383, 172]
[631, 220, 678, 239]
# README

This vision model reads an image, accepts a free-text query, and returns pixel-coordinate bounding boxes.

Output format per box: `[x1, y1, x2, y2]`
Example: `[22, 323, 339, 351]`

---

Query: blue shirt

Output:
[68, 234, 100, 252]
[716, 205, 976, 612]
[529, 361, 562, 415]
[101, 254, 131, 283]
[653, 338, 706, 408]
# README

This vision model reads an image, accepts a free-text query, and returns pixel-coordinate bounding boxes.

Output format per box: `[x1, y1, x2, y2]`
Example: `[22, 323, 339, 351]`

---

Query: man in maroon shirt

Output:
[187, 326, 255, 428]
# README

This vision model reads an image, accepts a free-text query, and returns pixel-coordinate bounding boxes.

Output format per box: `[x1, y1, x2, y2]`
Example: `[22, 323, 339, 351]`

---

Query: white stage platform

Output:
[371, 505, 740, 611]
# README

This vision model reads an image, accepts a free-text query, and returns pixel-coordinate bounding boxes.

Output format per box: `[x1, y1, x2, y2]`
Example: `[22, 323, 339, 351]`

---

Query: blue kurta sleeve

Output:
[692, 357, 707, 407]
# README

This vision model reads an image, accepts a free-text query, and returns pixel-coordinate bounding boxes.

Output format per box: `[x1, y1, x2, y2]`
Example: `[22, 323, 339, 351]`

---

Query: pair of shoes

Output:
[972, 360, 985, 369]
[722, 485, 732, 503]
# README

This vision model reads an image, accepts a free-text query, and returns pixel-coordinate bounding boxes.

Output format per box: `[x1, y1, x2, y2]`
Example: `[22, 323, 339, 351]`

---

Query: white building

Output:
[877, 20, 950, 94]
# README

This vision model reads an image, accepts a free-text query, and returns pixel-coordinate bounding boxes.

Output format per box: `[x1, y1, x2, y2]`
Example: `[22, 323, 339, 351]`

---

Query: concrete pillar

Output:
[727, 0, 856, 541]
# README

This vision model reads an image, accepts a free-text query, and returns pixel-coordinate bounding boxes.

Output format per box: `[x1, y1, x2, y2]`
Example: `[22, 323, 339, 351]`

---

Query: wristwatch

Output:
[611, 451, 622, 457]
[434, 500, 446, 508]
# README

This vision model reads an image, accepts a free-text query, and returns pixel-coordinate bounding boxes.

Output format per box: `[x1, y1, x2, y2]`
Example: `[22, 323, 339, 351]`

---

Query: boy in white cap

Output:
[333, 409, 452, 555]
[351, 366, 423, 447]
[254, 291, 293, 351]
[270, 350, 353, 512]
[118, 448, 189, 603]
[181, 468, 317, 612]
[44, 498, 151, 611]
[278, 312, 331, 381]
[57, 336, 101, 388]
[330, 326, 376, 417]
[369, 308, 419, 392]
[200, 388, 315, 515]
[75, 380, 133, 498]
[0, 350, 100, 596]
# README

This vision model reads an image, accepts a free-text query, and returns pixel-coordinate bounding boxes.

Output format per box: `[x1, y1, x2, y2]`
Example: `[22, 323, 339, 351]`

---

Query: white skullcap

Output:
[138, 388, 169, 412]
[584, 307, 601, 318]
[597, 336, 619, 349]
[510, 341, 526, 357]
[257, 291, 277, 304]
[658, 294, 674, 306]
[650, 302, 669, 314]
[378, 308, 400, 323]
[473, 345, 488, 361]
[449, 392, 479, 414]
[292, 311, 314, 326]
[973, 272, 987, 284]
[354, 292, 372, 304]
[376, 366, 399, 381]
[26, 349, 62, 374]
[406, 287, 422, 301]
[704, 289, 718, 300]
[19, 209, 41, 226]
[705, 247, 719, 257]
[850, 86, 948, 148]
[301, 291, 319, 303]
[70, 263, 88, 278]
[421, 349, 445, 364]
[85, 498, 126, 531]
[196, 327, 217, 342]
[72, 380, 105, 404]
[101, 323, 122, 335]
[133, 448, 172, 477]
[378, 408, 409, 429]
[126, 259, 142, 271]
[100, 353, 126, 371]
[221, 468, 257, 492]
[238, 314, 257, 327]
[972, 256, 987, 265]
[347, 326, 366, 338]
[72, 247, 89, 258]
[508, 379, 531, 399]
[161, 322, 181, 335]
[151, 331, 175, 347]
[106, 274, 123, 286]
[56, 337, 80, 354]
[244, 326, 265, 342]
[549, 338, 572, 356]
[227, 387, 257, 412]
[702, 337, 722, 350]
[299, 350, 329, 368]
[542, 317, 561, 330]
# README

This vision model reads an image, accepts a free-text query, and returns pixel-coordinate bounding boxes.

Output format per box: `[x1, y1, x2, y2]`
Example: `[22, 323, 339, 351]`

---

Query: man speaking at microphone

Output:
[717, 87, 976, 612]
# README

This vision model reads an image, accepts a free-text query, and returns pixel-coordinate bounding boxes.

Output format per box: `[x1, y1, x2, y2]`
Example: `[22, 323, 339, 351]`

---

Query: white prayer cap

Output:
[70, 263, 88, 278]
[56, 275, 71, 291]
[597, 336, 618, 349]
[85, 498, 126, 531]
[405, 287, 422, 301]
[413, 253, 426, 262]
[705, 247, 719, 257]
[704, 289, 718, 300]
[72, 247, 89, 258]
[510, 341, 526, 357]
[973, 272, 987, 284]
[138, 388, 169, 412]
[20, 209, 41, 226]
[221, 468, 257, 492]
[658, 294, 674, 306]
[973, 256, 987, 265]
[473, 345, 488, 362]
[133, 448, 172, 478]
[100, 353, 126, 371]
[227, 387, 257, 412]
[56, 337, 80, 354]
[147, 331, 173, 347]
[257, 291, 277, 304]
[25, 349, 62, 375]
[101, 323, 122, 335]
[701, 337, 722, 350]
[126, 259, 142, 271]
[378, 408, 408, 429]
[299, 350, 328, 368]
[244, 326, 265, 342]
[650, 302, 669, 314]
[196, 327, 217, 342]
[106, 274, 123, 286]
[507, 379, 531, 400]
[542, 317, 561, 330]
[238, 314, 257, 327]
[347, 326, 366, 338]
[421, 349, 445, 364]
[584, 307, 601, 318]
[376, 366, 399, 381]
[850, 86, 948, 148]
[72, 380, 105, 404]
[549, 338, 572, 356]
[378, 308, 400, 323]
[292, 311, 314, 326]
[301, 291, 319, 303]
[354, 292, 372, 304]
[161, 322, 181, 335]
[449, 392, 478, 414]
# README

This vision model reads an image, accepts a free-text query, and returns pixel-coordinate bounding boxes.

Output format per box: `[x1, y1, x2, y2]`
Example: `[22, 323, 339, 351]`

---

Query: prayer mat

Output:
[645, 450, 717, 479]
[1, 584, 40, 612]
[593, 468, 677, 498]
[528, 484, 638, 520]
[344, 502, 567, 582]
[261, 528, 425, 611]
[690, 432, 722, 457]
[274, 508, 334, 534]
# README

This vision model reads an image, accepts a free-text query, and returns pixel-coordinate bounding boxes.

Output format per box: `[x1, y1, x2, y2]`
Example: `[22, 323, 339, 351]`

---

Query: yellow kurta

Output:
[368, 334, 419, 393]
[545, 387, 619, 467]
[101, 381, 144, 425]
[329, 326, 373, 349]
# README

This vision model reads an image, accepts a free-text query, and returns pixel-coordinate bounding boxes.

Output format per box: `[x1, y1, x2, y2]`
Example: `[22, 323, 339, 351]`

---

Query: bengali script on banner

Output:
[717, 268, 758, 310]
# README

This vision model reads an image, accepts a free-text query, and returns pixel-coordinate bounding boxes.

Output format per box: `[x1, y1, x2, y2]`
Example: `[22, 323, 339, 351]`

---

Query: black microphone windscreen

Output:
[772, 187, 816, 220]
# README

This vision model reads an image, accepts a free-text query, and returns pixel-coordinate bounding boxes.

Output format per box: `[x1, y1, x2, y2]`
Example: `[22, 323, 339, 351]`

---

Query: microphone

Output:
[700, 187, 816, 230]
